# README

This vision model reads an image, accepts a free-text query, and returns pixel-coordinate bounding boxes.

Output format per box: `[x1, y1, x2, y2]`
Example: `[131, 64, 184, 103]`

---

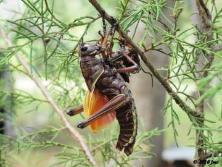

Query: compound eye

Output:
[81, 46, 88, 52]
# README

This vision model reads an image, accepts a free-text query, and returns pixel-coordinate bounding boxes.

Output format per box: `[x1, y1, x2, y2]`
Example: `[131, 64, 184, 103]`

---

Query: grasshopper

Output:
[67, 21, 140, 155]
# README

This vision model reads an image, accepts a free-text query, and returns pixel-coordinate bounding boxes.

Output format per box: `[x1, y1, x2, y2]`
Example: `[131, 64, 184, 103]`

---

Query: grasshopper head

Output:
[79, 43, 101, 57]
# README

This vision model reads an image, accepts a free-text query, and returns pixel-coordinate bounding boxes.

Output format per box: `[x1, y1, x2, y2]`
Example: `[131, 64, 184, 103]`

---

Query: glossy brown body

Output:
[80, 43, 137, 155]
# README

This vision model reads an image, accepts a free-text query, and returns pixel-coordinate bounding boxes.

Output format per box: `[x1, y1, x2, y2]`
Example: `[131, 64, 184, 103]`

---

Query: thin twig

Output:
[0, 29, 98, 167]
[88, 0, 201, 119]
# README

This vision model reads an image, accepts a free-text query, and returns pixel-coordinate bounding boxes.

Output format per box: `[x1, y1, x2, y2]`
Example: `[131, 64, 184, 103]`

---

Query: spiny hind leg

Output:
[77, 94, 128, 129]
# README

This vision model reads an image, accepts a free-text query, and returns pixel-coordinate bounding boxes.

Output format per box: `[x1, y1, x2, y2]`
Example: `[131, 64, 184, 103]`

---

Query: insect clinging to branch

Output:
[67, 19, 140, 155]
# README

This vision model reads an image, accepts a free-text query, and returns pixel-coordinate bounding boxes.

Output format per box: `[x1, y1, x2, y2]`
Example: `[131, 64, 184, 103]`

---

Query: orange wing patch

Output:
[84, 89, 116, 132]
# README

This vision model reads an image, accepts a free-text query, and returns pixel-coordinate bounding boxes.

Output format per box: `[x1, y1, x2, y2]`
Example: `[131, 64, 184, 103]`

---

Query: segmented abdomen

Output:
[115, 91, 137, 155]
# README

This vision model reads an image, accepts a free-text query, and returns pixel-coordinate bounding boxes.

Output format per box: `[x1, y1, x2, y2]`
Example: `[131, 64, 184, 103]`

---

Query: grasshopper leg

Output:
[77, 94, 127, 129]
[116, 52, 139, 73]
[66, 105, 83, 116]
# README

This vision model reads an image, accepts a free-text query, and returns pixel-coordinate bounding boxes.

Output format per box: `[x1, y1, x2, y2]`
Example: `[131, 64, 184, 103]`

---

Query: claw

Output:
[66, 109, 74, 116]
[77, 122, 88, 129]
[66, 105, 83, 117]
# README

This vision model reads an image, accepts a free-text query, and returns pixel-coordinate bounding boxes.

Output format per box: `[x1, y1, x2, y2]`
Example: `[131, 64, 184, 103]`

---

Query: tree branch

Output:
[191, 0, 214, 166]
[88, 0, 201, 119]
[0, 29, 98, 167]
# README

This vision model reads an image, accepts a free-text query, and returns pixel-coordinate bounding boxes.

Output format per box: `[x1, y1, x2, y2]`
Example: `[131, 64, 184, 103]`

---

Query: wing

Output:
[84, 89, 116, 132]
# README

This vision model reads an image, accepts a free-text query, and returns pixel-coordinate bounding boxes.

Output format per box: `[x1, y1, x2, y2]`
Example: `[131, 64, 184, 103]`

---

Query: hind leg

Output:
[77, 94, 128, 128]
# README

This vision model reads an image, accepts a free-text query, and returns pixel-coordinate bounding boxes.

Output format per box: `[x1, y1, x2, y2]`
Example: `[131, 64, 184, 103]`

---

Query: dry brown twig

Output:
[0, 28, 98, 167]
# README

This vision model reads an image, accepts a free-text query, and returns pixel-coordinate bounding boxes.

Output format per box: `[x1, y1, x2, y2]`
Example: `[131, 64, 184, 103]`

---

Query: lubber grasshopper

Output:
[67, 21, 140, 155]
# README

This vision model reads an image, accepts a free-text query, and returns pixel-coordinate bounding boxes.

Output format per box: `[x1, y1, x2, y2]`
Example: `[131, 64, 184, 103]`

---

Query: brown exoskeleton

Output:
[67, 22, 140, 155]
[108, 34, 140, 83]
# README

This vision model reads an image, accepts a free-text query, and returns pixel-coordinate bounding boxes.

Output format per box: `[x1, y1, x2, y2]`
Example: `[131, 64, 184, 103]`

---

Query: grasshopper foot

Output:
[77, 122, 88, 129]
